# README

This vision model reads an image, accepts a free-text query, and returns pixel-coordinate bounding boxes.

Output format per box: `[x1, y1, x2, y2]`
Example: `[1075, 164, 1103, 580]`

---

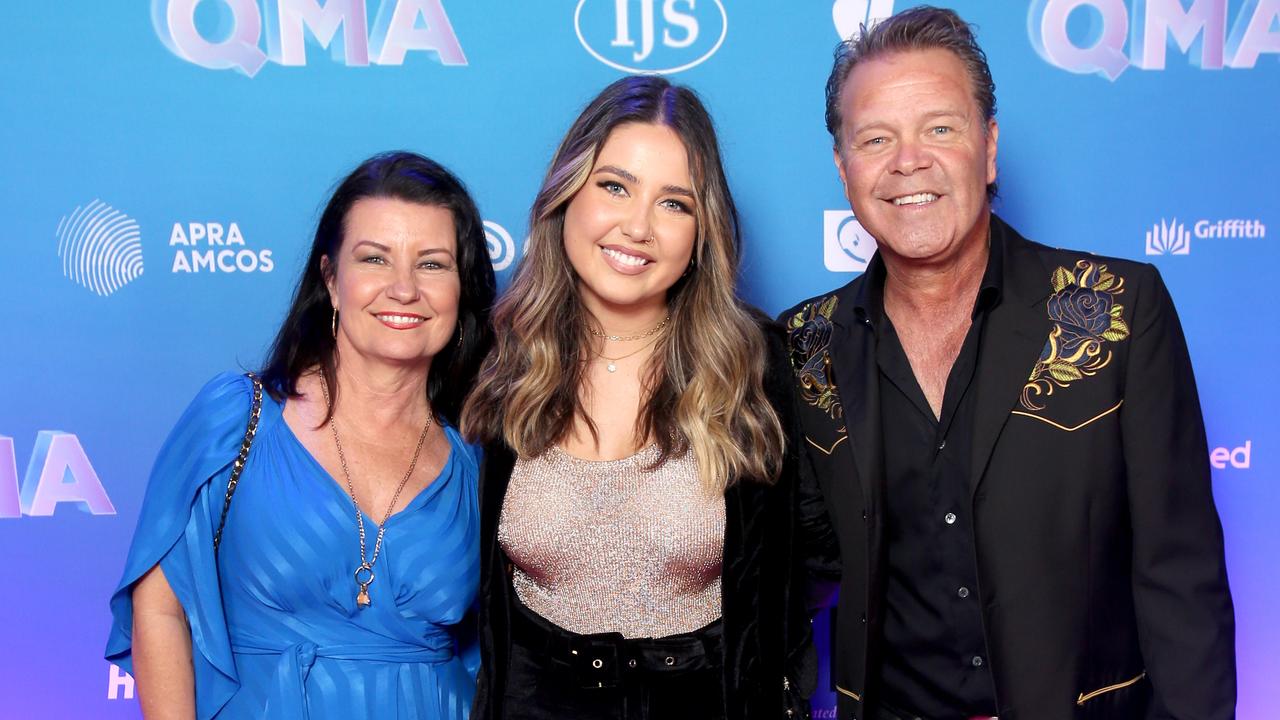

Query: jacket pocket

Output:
[1076, 671, 1146, 705]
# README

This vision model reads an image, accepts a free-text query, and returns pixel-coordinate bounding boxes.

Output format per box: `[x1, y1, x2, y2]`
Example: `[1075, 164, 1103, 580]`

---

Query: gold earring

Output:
[331, 308, 338, 339]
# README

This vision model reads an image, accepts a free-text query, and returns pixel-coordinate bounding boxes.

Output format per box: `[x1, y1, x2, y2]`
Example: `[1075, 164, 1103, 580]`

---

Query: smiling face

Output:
[324, 197, 461, 369]
[833, 48, 998, 267]
[563, 122, 698, 323]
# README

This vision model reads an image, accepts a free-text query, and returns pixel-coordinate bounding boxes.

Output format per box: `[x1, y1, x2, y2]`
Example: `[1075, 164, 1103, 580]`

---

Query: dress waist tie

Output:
[231, 639, 455, 719]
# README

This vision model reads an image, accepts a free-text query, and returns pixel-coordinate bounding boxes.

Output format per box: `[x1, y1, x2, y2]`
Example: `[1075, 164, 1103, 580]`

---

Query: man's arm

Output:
[1120, 265, 1235, 720]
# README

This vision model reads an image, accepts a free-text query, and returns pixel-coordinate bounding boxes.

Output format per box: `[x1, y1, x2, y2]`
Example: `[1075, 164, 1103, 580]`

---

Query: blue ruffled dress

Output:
[106, 372, 480, 719]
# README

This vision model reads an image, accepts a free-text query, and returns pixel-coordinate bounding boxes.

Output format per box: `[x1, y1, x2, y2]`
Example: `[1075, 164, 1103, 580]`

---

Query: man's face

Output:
[833, 48, 998, 267]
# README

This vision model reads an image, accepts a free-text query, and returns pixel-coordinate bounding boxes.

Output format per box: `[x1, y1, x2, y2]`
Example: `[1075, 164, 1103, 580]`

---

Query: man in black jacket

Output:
[783, 7, 1235, 719]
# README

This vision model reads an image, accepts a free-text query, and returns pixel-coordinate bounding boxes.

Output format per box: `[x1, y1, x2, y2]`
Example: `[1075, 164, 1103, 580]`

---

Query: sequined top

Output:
[498, 444, 725, 639]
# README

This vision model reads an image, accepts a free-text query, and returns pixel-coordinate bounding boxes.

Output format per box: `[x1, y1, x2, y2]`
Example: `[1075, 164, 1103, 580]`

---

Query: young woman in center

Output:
[462, 76, 815, 719]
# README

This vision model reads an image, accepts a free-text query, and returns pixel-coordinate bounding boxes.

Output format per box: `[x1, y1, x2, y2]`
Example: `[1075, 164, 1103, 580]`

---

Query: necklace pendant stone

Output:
[606, 361, 617, 373]
[356, 588, 371, 607]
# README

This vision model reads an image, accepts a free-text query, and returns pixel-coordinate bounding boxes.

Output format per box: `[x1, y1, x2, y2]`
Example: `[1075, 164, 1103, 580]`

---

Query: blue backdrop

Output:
[1, 1, 1276, 717]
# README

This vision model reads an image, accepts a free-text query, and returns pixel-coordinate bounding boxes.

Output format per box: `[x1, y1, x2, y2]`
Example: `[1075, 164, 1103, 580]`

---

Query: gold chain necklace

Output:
[588, 315, 670, 342]
[595, 335, 661, 373]
[320, 376, 432, 608]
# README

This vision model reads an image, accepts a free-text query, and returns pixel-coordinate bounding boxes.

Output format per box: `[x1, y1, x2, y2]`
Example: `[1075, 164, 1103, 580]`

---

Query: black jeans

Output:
[501, 600, 726, 720]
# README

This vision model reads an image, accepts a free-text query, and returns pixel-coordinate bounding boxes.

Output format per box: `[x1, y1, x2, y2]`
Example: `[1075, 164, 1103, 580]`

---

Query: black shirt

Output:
[855, 234, 1004, 719]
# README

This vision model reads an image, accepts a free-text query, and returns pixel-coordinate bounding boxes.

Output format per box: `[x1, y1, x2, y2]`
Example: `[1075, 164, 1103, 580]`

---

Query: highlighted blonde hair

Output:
[462, 76, 783, 491]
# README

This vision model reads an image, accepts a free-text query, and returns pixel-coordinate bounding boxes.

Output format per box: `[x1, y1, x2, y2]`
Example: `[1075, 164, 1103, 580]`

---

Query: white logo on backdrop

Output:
[1145, 217, 1266, 255]
[574, 0, 727, 74]
[823, 210, 878, 272]
[169, 222, 275, 273]
[832, 0, 895, 40]
[1145, 218, 1191, 255]
[484, 220, 519, 272]
[56, 200, 144, 297]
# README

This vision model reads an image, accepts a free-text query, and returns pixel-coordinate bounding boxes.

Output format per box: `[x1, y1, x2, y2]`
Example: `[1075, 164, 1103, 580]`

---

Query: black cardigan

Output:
[472, 320, 825, 719]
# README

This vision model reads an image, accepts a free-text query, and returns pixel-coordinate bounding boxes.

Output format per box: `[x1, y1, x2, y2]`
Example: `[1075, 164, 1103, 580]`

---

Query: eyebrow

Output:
[594, 165, 695, 199]
[352, 240, 455, 258]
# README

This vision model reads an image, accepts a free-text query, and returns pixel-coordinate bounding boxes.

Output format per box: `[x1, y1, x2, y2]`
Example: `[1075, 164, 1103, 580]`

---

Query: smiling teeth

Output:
[602, 247, 649, 266]
[379, 314, 423, 324]
[893, 192, 938, 206]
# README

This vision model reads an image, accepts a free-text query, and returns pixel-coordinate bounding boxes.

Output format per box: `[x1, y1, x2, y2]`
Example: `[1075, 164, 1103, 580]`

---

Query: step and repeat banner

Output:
[1, 1, 1276, 717]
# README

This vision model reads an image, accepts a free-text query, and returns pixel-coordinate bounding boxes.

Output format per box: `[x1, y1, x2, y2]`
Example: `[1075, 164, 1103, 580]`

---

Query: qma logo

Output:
[1145, 217, 1267, 255]
[151, 0, 466, 77]
[832, 0, 895, 40]
[1030, 0, 1280, 80]
[56, 200, 144, 297]
[824, 210, 878, 272]
[575, 0, 727, 74]
[0, 433, 116, 519]
[1210, 440, 1251, 469]
[169, 222, 275, 273]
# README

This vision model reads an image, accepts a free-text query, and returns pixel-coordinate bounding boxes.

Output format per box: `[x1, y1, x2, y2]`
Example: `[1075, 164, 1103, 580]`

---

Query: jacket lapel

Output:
[969, 219, 1055, 495]
[828, 287, 883, 517]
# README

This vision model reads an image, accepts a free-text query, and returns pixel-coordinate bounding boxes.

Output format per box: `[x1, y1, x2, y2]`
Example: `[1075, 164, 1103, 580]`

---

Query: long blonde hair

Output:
[462, 76, 783, 491]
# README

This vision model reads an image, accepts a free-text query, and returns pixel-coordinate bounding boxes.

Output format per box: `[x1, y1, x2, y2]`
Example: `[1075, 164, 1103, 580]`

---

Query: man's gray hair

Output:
[825, 5, 997, 150]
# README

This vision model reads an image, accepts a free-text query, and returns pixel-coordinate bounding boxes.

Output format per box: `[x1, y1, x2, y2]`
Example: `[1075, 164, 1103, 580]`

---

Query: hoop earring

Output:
[331, 308, 338, 339]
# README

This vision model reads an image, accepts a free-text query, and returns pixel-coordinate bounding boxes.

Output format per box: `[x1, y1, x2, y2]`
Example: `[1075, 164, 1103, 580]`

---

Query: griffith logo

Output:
[574, 0, 727, 75]
[833, 0, 895, 40]
[1145, 218, 1190, 255]
[824, 210, 878, 272]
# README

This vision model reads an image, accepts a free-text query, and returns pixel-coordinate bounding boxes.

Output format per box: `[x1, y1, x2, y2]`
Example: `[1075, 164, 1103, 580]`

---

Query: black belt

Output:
[510, 599, 722, 689]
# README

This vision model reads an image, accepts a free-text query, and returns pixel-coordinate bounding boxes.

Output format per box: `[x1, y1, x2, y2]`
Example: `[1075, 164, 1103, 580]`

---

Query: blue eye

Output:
[598, 180, 627, 196]
[661, 198, 692, 214]
[932, 126, 953, 135]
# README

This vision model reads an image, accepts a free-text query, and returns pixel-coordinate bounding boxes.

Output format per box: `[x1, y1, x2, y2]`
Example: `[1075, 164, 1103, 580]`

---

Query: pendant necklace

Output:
[595, 334, 663, 373]
[320, 377, 432, 608]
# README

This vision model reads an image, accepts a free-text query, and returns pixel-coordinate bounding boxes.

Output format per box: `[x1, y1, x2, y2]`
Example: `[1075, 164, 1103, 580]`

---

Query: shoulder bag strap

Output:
[213, 372, 264, 554]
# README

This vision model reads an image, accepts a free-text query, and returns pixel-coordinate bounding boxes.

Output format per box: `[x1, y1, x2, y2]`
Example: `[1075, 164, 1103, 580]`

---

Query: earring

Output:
[331, 307, 338, 339]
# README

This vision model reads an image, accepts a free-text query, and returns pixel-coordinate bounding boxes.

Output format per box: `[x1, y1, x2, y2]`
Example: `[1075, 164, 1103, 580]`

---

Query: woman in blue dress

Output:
[106, 152, 496, 719]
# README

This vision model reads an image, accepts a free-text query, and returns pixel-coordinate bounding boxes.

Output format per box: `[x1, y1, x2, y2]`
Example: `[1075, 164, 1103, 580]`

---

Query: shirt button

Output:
[971, 655, 984, 667]
[944, 512, 957, 525]
[958, 586, 970, 598]
[937, 439, 947, 451]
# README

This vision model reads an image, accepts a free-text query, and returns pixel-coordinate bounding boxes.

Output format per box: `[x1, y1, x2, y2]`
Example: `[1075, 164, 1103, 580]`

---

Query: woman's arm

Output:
[132, 564, 197, 720]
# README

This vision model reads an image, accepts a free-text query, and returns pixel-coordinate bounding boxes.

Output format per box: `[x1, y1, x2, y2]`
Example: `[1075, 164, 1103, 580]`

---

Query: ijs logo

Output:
[832, 0, 895, 40]
[1145, 218, 1190, 255]
[0, 433, 116, 519]
[1146, 217, 1266, 255]
[1029, 0, 1280, 80]
[56, 200, 144, 297]
[574, 0, 727, 74]
[152, 0, 466, 77]
[824, 210, 878, 272]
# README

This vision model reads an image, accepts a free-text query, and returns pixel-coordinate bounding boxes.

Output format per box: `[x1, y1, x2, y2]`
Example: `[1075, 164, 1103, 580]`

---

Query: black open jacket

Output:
[472, 319, 834, 719]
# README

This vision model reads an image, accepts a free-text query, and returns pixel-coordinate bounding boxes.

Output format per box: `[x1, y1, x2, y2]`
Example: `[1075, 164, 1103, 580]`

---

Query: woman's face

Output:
[324, 197, 461, 369]
[563, 122, 698, 320]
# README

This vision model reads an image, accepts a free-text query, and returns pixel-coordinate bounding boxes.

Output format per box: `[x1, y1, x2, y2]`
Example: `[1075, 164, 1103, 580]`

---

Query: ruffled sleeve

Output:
[105, 371, 256, 720]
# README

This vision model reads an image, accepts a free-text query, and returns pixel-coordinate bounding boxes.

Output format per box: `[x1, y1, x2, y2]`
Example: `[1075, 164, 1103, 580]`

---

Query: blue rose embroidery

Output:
[1022, 260, 1130, 411]
[788, 296, 842, 419]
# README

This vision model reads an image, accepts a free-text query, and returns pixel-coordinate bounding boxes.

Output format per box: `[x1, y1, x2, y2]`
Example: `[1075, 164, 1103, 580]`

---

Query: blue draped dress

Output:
[106, 372, 480, 719]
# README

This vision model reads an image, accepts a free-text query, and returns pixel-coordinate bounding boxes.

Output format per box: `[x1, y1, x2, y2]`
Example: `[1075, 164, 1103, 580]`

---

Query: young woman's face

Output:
[562, 122, 698, 320]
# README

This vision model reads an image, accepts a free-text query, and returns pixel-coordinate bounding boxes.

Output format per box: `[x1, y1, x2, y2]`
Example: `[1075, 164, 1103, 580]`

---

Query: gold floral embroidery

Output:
[1021, 260, 1130, 411]
[788, 296, 842, 419]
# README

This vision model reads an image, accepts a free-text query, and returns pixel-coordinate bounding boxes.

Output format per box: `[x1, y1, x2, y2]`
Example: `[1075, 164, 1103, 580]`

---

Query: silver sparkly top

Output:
[498, 444, 725, 638]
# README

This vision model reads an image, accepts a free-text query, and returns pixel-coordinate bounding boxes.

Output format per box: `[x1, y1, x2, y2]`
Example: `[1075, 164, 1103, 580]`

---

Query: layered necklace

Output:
[589, 315, 670, 373]
[320, 376, 433, 608]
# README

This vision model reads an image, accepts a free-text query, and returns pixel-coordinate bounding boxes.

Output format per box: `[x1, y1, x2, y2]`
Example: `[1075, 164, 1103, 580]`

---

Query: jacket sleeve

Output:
[1119, 265, 1235, 719]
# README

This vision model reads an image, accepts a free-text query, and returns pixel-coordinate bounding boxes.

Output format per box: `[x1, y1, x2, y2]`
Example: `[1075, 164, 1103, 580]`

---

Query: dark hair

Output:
[825, 5, 997, 198]
[260, 151, 495, 426]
